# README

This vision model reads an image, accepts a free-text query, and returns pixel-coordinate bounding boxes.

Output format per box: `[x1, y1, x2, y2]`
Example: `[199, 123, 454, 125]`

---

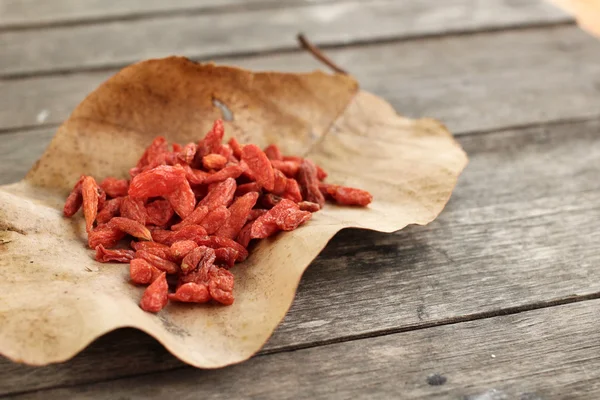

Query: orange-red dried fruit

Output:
[208, 267, 235, 305]
[170, 240, 198, 261]
[172, 143, 182, 153]
[203, 164, 244, 185]
[136, 245, 176, 263]
[96, 197, 124, 224]
[196, 236, 249, 262]
[95, 245, 135, 263]
[319, 183, 373, 206]
[135, 250, 179, 275]
[228, 137, 243, 159]
[200, 206, 230, 235]
[261, 193, 282, 209]
[182, 165, 210, 185]
[120, 196, 147, 225]
[270, 160, 299, 177]
[251, 199, 311, 239]
[282, 178, 303, 203]
[297, 159, 325, 208]
[214, 247, 239, 269]
[88, 224, 125, 249]
[283, 155, 303, 163]
[197, 177, 236, 210]
[108, 217, 152, 241]
[236, 222, 254, 248]
[165, 179, 195, 218]
[298, 201, 321, 212]
[171, 206, 209, 231]
[129, 165, 186, 199]
[178, 143, 197, 165]
[63, 175, 85, 217]
[215, 192, 259, 239]
[241, 144, 275, 191]
[145, 199, 174, 227]
[216, 144, 234, 162]
[198, 119, 225, 158]
[181, 246, 215, 275]
[97, 187, 107, 212]
[168, 282, 211, 303]
[264, 144, 283, 161]
[272, 169, 288, 195]
[99, 177, 129, 198]
[235, 182, 260, 196]
[82, 176, 100, 233]
[140, 272, 168, 313]
[131, 240, 170, 252]
[202, 154, 228, 170]
[247, 209, 267, 222]
[152, 225, 208, 246]
[130, 258, 162, 285]
[316, 165, 328, 181]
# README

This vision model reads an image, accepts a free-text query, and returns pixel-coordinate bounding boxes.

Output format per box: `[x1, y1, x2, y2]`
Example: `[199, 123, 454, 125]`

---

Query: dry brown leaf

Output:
[0, 57, 467, 368]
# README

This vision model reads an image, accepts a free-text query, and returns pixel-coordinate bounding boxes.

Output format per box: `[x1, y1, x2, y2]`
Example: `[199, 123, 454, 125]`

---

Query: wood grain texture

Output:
[0, 0, 570, 77]
[2, 117, 600, 395]
[0, 0, 313, 28]
[7, 299, 600, 399]
[3, 24, 600, 135]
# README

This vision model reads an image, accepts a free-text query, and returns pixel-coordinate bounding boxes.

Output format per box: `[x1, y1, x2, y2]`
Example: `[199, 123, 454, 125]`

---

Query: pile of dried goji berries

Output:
[63, 120, 372, 312]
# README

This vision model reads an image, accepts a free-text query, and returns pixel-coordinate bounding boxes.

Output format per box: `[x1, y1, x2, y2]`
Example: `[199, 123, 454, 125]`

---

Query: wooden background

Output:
[2, 0, 600, 398]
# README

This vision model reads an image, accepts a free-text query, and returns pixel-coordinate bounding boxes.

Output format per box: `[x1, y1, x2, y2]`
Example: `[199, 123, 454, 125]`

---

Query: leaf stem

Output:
[297, 33, 348, 75]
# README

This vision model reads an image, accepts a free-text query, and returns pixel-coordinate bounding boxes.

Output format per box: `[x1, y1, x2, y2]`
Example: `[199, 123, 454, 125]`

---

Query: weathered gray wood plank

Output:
[0, 0, 309, 28]
[2, 117, 600, 395]
[8, 299, 600, 399]
[0, 0, 570, 77]
[3, 25, 599, 135]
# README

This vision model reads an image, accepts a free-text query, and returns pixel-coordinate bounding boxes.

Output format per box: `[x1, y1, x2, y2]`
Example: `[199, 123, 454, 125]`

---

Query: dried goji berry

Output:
[215, 192, 259, 239]
[82, 176, 100, 233]
[136, 137, 168, 169]
[251, 199, 311, 239]
[171, 205, 209, 231]
[108, 217, 152, 241]
[165, 179, 195, 218]
[282, 178, 303, 203]
[99, 177, 129, 198]
[120, 196, 147, 225]
[283, 155, 303, 163]
[216, 144, 235, 162]
[319, 183, 373, 206]
[203, 164, 244, 185]
[97, 187, 107, 212]
[214, 247, 239, 269]
[172, 143, 182, 153]
[260, 193, 282, 209]
[264, 144, 283, 161]
[152, 225, 208, 246]
[131, 240, 170, 252]
[63, 176, 85, 217]
[140, 272, 168, 313]
[235, 182, 260, 196]
[316, 165, 328, 181]
[297, 159, 325, 207]
[168, 282, 210, 303]
[135, 250, 179, 274]
[128, 165, 186, 199]
[298, 201, 321, 212]
[169, 240, 198, 261]
[236, 222, 254, 248]
[195, 236, 248, 262]
[272, 169, 288, 195]
[88, 224, 125, 249]
[200, 206, 230, 235]
[197, 177, 236, 210]
[135, 245, 176, 263]
[95, 245, 135, 263]
[270, 160, 299, 177]
[241, 144, 274, 191]
[202, 154, 227, 170]
[208, 267, 235, 305]
[96, 197, 124, 224]
[228, 137, 243, 159]
[145, 199, 174, 227]
[181, 246, 215, 275]
[247, 209, 267, 222]
[182, 164, 210, 185]
[178, 143, 197, 165]
[197, 119, 225, 158]
[130, 258, 162, 285]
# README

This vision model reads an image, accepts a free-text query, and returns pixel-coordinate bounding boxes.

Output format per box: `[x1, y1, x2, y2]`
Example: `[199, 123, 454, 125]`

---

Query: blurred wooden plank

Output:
[2, 117, 600, 395]
[2, 24, 598, 135]
[0, 0, 312, 29]
[0, 0, 570, 77]
[7, 299, 600, 399]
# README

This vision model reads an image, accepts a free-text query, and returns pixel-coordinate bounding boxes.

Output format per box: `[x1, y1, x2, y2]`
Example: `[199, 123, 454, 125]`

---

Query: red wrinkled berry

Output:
[130, 258, 162, 285]
[215, 192, 259, 239]
[264, 144, 283, 161]
[95, 245, 135, 263]
[63, 175, 85, 217]
[319, 183, 373, 206]
[202, 154, 228, 170]
[129, 165, 186, 199]
[168, 282, 211, 303]
[108, 217, 152, 241]
[100, 177, 129, 198]
[140, 272, 168, 313]
[96, 197, 124, 224]
[120, 196, 147, 225]
[297, 159, 325, 208]
[242, 144, 274, 191]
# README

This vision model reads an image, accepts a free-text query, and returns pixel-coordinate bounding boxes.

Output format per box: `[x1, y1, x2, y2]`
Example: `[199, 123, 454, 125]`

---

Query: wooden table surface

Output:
[2, 0, 600, 398]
